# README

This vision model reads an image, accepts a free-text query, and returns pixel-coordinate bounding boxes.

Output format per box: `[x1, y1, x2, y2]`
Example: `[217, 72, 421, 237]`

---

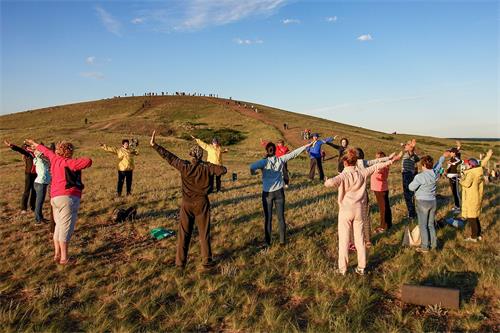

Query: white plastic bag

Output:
[403, 225, 421, 247]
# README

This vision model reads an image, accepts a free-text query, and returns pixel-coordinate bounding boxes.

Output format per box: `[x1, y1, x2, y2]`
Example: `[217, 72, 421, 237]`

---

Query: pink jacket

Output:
[370, 166, 390, 192]
[37, 144, 93, 198]
[325, 160, 393, 209]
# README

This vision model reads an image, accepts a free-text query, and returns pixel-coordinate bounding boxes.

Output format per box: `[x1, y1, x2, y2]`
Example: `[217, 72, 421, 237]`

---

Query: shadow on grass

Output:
[420, 270, 479, 304]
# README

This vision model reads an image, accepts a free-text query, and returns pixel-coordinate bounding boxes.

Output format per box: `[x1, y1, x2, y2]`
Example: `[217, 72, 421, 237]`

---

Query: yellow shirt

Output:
[195, 138, 223, 165]
[102, 145, 138, 171]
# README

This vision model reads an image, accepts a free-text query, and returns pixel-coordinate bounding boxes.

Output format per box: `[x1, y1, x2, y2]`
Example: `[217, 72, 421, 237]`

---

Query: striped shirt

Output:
[401, 151, 420, 173]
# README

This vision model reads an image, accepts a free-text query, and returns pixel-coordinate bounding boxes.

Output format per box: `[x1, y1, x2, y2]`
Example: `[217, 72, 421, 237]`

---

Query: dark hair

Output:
[421, 155, 434, 169]
[266, 142, 276, 157]
[122, 139, 129, 145]
[376, 151, 386, 158]
[341, 138, 349, 146]
[355, 148, 365, 160]
[342, 148, 358, 166]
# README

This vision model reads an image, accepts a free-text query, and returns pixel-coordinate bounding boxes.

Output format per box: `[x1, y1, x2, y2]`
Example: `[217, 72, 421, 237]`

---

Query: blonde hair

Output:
[55, 141, 74, 158]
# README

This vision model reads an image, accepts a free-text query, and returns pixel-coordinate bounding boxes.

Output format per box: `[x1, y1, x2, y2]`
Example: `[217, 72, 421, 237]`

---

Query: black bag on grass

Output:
[112, 206, 137, 223]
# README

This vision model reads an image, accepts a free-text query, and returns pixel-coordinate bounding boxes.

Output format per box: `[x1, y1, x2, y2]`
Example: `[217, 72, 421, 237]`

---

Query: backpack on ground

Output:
[111, 206, 137, 223]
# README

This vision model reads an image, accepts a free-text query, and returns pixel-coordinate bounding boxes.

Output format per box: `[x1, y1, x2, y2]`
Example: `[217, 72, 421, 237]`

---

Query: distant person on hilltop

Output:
[25, 139, 93, 265]
[4, 140, 37, 214]
[401, 139, 420, 220]
[250, 141, 312, 247]
[191, 135, 228, 193]
[150, 130, 227, 269]
[260, 139, 291, 187]
[460, 149, 493, 243]
[307, 133, 334, 181]
[100, 139, 139, 196]
[325, 148, 400, 275]
[326, 137, 349, 173]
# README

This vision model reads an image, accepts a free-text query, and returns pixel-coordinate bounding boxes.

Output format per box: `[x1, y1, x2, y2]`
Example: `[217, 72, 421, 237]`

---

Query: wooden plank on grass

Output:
[402, 284, 460, 309]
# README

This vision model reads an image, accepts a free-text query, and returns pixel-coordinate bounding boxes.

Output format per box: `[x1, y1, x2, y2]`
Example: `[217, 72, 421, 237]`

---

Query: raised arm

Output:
[194, 137, 210, 151]
[362, 160, 394, 177]
[8, 144, 32, 157]
[33, 143, 56, 161]
[326, 142, 341, 150]
[101, 144, 118, 154]
[433, 155, 446, 179]
[365, 156, 392, 166]
[481, 149, 493, 167]
[67, 157, 93, 171]
[151, 130, 185, 172]
[280, 144, 309, 163]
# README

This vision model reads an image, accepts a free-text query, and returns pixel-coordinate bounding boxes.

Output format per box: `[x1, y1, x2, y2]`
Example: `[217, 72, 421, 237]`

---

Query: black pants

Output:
[283, 162, 290, 185]
[402, 172, 417, 218]
[309, 158, 325, 181]
[22, 173, 37, 211]
[448, 177, 460, 208]
[262, 188, 286, 245]
[209, 174, 222, 192]
[374, 191, 392, 230]
[117, 170, 133, 196]
[177, 198, 212, 266]
[468, 218, 481, 238]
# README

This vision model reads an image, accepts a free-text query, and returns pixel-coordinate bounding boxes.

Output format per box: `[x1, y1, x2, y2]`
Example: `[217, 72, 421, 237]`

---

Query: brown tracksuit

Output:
[153, 143, 227, 267]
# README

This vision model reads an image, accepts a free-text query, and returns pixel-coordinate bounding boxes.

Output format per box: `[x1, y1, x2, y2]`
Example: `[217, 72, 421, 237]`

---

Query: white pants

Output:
[338, 206, 366, 273]
[51, 196, 80, 242]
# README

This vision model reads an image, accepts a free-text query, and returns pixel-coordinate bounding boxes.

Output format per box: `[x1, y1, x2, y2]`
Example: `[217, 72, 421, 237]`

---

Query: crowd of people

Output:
[3, 131, 495, 274]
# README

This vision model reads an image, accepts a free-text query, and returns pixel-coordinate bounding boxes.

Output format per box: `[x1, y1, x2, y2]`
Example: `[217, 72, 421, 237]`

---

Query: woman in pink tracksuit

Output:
[325, 149, 401, 275]
[26, 139, 92, 265]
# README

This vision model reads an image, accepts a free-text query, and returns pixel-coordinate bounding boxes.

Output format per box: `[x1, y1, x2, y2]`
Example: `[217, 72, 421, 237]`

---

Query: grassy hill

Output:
[0, 96, 498, 332]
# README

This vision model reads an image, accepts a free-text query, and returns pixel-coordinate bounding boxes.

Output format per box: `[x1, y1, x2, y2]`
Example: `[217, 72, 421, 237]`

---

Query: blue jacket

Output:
[306, 138, 333, 159]
[408, 156, 445, 200]
[250, 145, 307, 192]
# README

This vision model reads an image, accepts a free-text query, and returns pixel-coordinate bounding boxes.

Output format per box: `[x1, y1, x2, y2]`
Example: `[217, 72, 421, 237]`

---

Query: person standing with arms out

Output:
[401, 139, 420, 219]
[325, 149, 400, 275]
[409, 153, 447, 253]
[445, 141, 462, 213]
[151, 131, 227, 269]
[371, 151, 393, 234]
[25, 139, 92, 265]
[32, 143, 54, 225]
[4, 140, 37, 214]
[191, 135, 228, 193]
[460, 149, 493, 242]
[260, 138, 291, 187]
[307, 133, 334, 181]
[327, 137, 349, 173]
[250, 141, 311, 246]
[100, 139, 138, 196]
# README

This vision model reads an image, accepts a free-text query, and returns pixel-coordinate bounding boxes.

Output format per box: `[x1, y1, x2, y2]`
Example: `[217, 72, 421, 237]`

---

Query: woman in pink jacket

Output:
[370, 151, 393, 233]
[26, 139, 92, 265]
[325, 149, 400, 275]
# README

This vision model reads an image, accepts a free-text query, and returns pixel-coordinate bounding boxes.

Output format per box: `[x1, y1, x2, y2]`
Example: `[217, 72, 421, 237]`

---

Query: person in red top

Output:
[4, 140, 37, 213]
[370, 151, 393, 232]
[261, 138, 291, 187]
[25, 139, 92, 265]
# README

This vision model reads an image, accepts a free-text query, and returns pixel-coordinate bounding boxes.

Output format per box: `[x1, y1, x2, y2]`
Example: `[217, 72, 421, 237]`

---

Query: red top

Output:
[37, 144, 93, 198]
[260, 141, 290, 157]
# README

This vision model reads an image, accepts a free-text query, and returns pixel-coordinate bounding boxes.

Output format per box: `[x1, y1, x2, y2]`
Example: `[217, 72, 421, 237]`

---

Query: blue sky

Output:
[1, 0, 498, 137]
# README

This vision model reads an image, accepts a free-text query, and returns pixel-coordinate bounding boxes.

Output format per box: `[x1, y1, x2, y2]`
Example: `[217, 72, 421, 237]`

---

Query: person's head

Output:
[376, 151, 386, 159]
[464, 158, 479, 169]
[448, 147, 459, 158]
[341, 138, 349, 148]
[189, 145, 203, 162]
[420, 155, 434, 170]
[122, 139, 130, 149]
[276, 139, 284, 146]
[342, 148, 358, 167]
[312, 133, 319, 141]
[355, 148, 365, 160]
[265, 142, 276, 157]
[55, 141, 74, 158]
[212, 138, 220, 147]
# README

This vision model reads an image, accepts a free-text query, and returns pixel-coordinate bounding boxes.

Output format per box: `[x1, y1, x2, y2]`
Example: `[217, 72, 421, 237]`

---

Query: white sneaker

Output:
[477, 236, 482, 241]
[464, 237, 478, 243]
[355, 267, 365, 275]
[335, 269, 346, 276]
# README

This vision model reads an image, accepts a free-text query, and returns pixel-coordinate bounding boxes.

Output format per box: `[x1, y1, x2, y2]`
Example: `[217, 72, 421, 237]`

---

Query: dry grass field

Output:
[0, 96, 498, 332]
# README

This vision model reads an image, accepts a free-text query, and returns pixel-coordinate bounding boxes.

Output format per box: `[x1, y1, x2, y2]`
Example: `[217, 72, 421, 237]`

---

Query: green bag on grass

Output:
[150, 228, 175, 240]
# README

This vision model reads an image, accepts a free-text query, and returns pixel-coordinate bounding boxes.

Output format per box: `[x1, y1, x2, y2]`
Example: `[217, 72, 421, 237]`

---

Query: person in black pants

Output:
[327, 137, 349, 173]
[401, 140, 420, 219]
[117, 170, 133, 196]
[101, 139, 138, 196]
[4, 140, 37, 213]
[445, 146, 462, 211]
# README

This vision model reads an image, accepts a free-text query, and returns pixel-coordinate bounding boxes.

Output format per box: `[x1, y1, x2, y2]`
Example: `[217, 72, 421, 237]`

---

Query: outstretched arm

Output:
[280, 144, 311, 163]
[481, 149, 493, 167]
[7, 142, 32, 157]
[324, 174, 344, 188]
[101, 144, 118, 154]
[192, 136, 210, 151]
[31, 143, 56, 161]
[151, 130, 185, 172]
[365, 155, 392, 166]
[250, 159, 267, 174]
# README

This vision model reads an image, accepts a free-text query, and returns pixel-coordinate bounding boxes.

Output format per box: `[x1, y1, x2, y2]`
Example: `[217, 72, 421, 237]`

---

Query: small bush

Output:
[180, 127, 246, 146]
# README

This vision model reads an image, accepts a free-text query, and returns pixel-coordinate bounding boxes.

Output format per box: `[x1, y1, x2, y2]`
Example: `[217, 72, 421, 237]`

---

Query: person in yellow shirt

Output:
[191, 135, 228, 192]
[101, 139, 139, 196]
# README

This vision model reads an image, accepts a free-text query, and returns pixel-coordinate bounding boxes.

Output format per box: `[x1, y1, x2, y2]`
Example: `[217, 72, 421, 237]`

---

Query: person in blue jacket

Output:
[307, 133, 334, 181]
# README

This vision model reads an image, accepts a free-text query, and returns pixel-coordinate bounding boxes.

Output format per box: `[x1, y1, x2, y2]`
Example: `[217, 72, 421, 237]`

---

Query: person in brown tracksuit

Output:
[150, 130, 227, 268]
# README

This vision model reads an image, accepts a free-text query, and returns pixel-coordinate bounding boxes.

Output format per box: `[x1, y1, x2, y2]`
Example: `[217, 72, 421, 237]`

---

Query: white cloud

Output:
[131, 17, 144, 24]
[282, 18, 300, 24]
[134, 0, 287, 32]
[95, 6, 122, 36]
[234, 38, 263, 45]
[80, 72, 105, 80]
[326, 16, 337, 22]
[85, 56, 96, 65]
[357, 34, 373, 41]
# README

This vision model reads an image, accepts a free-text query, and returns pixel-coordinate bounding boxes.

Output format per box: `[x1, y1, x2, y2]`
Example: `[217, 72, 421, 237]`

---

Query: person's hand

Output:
[150, 130, 156, 146]
[392, 151, 403, 161]
[333, 135, 339, 140]
[24, 139, 39, 150]
[305, 142, 313, 148]
[456, 140, 461, 149]
[3, 140, 11, 147]
[388, 152, 396, 159]
[486, 149, 493, 158]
